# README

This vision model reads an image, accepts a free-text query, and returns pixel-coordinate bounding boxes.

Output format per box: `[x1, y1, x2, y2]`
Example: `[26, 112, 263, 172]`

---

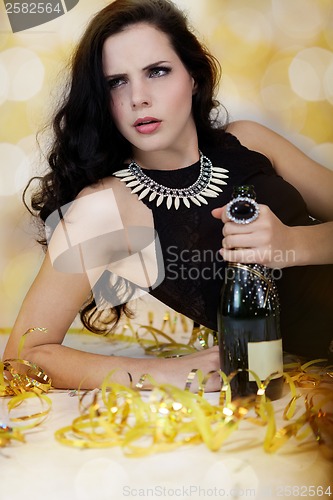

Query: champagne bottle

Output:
[218, 185, 284, 400]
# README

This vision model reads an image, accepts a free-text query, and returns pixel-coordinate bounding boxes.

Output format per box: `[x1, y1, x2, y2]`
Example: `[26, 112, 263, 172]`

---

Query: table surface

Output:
[1, 331, 332, 500]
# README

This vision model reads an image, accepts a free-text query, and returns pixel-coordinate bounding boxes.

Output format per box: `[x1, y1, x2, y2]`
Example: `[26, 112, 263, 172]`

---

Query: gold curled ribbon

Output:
[3, 359, 52, 395]
[134, 319, 216, 358]
[136, 326, 197, 357]
[17, 327, 47, 358]
[92, 311, 216, 356]
[2, 321, 332, 458]
[49, 316, 333, 458]
[0, 327, 52, 448]
[54, 360, 333, 459]
[0, 424, 25, 448]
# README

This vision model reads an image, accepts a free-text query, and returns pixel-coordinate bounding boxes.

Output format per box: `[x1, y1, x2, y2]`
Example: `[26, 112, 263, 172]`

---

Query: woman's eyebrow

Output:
[105, 60, 171, 79]
[105, 72, 125, 80]
[142, 60, 171, 70]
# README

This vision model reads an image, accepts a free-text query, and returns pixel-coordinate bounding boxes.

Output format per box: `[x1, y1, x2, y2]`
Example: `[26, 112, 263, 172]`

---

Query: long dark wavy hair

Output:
[28, 0, 228, 333]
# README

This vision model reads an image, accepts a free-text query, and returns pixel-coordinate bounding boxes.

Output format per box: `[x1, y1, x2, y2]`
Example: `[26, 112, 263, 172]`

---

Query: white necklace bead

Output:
[113, 151, 229, 210]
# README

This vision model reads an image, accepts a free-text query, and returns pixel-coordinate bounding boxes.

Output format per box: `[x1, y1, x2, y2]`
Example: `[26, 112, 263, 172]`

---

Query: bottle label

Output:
[247, 339, 283, 381]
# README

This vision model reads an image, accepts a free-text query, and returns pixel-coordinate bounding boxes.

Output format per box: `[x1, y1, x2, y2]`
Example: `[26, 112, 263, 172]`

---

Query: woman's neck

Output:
[131, 143, 200, 171]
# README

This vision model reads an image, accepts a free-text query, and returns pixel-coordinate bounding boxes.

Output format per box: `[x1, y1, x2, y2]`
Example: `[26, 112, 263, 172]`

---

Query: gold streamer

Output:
[55, 361, 333, 459]
[0, 327, 52, 447]
[0, 424, 25, 447]
[1, 319, 332, 459]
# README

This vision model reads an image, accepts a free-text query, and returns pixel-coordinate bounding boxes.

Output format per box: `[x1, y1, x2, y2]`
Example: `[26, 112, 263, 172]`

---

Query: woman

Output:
[3, 0, 333, 390]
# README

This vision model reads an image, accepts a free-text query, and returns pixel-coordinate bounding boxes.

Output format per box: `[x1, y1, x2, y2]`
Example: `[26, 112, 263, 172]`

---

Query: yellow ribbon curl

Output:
[1, 320, 332, 458]
[0, 327, 52, 447]
[55, 362, 333, 459]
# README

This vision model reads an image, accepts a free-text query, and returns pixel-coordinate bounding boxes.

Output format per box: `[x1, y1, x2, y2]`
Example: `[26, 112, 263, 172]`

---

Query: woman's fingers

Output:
[213, 204, 294, 267]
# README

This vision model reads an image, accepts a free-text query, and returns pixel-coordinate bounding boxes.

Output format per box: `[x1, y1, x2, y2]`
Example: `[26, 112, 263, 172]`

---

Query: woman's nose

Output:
[131, 80, 151, 108]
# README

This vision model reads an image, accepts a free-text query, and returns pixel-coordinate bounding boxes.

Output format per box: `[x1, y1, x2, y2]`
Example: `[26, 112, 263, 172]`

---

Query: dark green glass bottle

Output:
[218, 185, 284, 400]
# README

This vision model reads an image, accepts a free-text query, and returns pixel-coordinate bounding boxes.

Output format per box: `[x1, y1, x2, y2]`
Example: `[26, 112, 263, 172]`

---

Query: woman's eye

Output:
[149, 66, 171, 78]
[107, 77, 126, 89]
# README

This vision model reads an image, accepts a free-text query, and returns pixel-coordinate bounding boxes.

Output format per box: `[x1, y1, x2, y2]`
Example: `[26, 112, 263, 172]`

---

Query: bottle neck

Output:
[232, 185, 256, 200]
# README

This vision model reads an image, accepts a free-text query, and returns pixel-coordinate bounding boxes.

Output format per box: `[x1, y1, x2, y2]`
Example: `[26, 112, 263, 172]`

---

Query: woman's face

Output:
[102, 23, 197, 163]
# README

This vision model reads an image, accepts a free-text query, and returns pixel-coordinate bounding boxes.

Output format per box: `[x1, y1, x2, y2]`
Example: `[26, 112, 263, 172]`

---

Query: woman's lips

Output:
[133, 117, 161, 134]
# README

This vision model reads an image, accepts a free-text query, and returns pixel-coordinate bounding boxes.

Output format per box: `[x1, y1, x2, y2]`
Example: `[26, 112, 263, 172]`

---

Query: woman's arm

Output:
[3, 250, 221, 390]
[212, 120, 333, 267]
[227, 120, 333, 221]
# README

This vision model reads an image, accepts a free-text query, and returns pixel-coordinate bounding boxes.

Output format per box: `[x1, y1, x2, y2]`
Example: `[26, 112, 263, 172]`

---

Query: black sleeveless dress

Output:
[124, 133, 333, 360]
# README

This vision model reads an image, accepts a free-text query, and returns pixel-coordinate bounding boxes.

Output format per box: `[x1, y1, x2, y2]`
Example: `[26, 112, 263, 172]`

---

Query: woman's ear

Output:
[191, 77, 198, 95]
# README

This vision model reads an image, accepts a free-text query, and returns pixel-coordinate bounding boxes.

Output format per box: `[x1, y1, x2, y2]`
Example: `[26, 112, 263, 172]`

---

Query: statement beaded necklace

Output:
[114, 151, 229, 210]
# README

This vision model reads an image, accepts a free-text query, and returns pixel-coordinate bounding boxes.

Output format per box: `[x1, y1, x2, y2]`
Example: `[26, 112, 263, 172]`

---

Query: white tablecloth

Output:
[1, 332, 332, 500]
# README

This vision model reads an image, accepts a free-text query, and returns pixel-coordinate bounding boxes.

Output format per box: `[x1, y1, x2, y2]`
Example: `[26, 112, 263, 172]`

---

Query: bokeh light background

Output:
[0, 0, 332, 327]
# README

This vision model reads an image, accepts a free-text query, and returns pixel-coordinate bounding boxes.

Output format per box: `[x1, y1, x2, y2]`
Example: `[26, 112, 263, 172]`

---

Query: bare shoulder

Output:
[76, 175, 119, 200]
[226, 120, 287, 163]
[75, 174, 153, 228]
[226, 119, 332, 170]
[227, 120, 333, 220]
[64, 176, 122, 228]
[226, 119, 280, 137]
[226, 119, 326, 168]
[227, 120, 262, 137]
[226, 119, 266, 137]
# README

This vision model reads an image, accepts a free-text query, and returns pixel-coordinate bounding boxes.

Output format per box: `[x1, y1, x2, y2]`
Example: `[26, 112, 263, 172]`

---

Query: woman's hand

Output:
[155, 346, 221, 392]
[212, 204, 296, 268]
